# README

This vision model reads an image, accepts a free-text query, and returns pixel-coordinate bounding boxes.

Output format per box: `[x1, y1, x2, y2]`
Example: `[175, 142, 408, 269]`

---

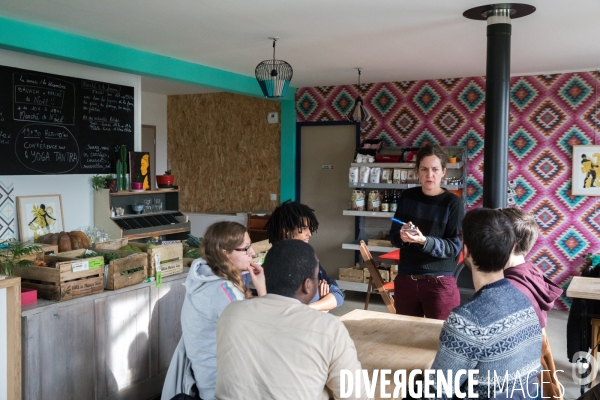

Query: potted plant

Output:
[91, 174, 107, 192]
[105, 174, 118, 193]
[132, 173, 143, 190]
[156, 169, 175, 188]
[0, 240, 42, 276]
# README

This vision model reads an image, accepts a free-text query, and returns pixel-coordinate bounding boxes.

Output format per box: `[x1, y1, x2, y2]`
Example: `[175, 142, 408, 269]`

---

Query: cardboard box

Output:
[21, 288, 37, 306]
[339, 267, 364, 283]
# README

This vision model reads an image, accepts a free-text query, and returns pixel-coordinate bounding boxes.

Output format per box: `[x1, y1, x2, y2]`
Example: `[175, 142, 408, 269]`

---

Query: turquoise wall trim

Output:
[0, 15, 297, 200]
[280, 98, 297, 202]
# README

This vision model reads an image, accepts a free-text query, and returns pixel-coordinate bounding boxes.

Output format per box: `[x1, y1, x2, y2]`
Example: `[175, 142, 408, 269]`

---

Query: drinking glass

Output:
[153, 198, 162, 212]
[144, 198, 152, 214]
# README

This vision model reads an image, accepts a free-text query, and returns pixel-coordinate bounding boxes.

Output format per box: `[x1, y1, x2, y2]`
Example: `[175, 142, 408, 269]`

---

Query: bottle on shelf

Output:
[381, 190, 389, 212]
[390, 190, 398, 213]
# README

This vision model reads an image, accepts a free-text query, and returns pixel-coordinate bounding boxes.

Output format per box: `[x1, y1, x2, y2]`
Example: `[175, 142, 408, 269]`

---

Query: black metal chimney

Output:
[464, 4, 535, 208]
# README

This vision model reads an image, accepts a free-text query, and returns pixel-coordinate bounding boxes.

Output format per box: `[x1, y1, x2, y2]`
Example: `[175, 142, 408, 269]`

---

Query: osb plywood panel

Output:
[168, 92, 280, 213]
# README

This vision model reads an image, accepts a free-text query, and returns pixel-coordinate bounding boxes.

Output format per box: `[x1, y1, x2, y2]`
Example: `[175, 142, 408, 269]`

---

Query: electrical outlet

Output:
[270, 193, 277, 201]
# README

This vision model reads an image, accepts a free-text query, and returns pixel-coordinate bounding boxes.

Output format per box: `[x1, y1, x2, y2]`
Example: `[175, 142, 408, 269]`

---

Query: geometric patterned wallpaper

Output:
[296, 71, 600, 310]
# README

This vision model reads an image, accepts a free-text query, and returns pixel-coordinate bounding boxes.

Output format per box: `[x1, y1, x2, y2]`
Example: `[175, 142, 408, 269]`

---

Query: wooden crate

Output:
[14, 254, 104, 301]
[92, 238, 129, 251]
[93, 239, 184, 277]
[135, 242, 183, 278]
[390, 264, 398, 282]
[364, 268, 390, 284]
[367, 239, 393, 247]
[251, 239, 271, 254]
[182, 245, 201, 267]
[339, 267, 364, 283]
[58, 248, 148, 290]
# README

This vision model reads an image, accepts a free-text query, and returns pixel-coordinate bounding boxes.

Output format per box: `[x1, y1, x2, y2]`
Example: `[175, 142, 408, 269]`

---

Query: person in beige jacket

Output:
[215, 239, 368, 400]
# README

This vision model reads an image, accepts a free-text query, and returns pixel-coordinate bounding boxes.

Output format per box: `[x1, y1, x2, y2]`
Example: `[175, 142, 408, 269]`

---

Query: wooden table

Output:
[340, 310, 443, 399]
[566, 276, 600, 394]
[566, 276, 600, 300]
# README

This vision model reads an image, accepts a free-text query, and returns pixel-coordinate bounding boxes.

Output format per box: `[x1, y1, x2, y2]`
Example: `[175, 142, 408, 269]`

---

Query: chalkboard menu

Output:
[0, 65, 135, 175]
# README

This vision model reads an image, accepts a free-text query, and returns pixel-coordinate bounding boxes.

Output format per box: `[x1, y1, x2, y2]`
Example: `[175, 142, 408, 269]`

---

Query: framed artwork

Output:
[17, 194, 65, 242]
[129, 151, 151, 190]
[572, 145, 600, 196]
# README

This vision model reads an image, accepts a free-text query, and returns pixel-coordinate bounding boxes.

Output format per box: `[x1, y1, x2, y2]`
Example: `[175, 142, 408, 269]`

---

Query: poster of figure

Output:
[572, 145, 600, 196]
[17, 194, 65, 242]
[129, 151, 151, 190]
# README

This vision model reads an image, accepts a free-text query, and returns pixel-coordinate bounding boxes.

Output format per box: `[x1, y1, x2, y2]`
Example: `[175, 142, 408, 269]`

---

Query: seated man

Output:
[214, 240, 367, 400]
[429, 208, 542, 400]
[264, 200, 344, 311]
[499, 208, 563, 400]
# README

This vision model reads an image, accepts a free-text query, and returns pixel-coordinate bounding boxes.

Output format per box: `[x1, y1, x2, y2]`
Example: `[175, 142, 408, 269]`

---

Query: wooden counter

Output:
[566, 276, 600, 300]
[1, 276, 21, 400]
[340, 310, 443, 399]
[21, 269, 189, 400]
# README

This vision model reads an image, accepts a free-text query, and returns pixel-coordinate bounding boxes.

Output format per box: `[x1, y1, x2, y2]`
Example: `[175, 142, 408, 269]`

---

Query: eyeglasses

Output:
[233, 244, 253, 255]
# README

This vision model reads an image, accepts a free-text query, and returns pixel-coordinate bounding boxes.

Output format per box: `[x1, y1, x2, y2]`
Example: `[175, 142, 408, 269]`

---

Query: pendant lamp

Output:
[255, 37, 293, 98]
[346, 68, 372, 123]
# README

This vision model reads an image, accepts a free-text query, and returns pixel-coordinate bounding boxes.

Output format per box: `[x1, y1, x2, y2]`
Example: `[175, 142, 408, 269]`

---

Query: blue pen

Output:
[390, 218, 406, 225]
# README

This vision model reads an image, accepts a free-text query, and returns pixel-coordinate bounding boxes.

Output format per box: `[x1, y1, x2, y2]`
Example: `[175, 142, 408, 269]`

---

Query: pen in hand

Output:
[390, 218, 406, 225]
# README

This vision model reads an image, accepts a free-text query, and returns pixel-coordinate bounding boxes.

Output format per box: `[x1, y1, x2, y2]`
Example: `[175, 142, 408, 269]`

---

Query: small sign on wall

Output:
[322, 165, 335, 170]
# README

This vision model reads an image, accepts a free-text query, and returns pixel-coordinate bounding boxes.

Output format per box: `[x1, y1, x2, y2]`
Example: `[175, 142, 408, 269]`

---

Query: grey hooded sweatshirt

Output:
[181, 258, 244, 400]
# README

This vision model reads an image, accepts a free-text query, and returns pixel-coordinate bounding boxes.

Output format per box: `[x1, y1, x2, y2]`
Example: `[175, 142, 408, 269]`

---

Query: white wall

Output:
[0, 49, 141, 238]
[141, 91, 168, 175]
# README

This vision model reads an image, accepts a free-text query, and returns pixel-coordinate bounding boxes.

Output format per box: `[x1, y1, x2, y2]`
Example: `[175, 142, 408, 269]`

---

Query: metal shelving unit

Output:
[338, 146, 468, 291]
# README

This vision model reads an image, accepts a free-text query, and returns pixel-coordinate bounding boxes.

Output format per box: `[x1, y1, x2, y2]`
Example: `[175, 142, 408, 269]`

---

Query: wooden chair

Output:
[359, 240, 396, 314]
[591, 318, 600, 387]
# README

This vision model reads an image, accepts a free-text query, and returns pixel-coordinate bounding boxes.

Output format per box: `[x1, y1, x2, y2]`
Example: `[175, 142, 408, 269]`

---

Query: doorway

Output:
[298, 123, 359, 278]
[141, 125, 156, 189]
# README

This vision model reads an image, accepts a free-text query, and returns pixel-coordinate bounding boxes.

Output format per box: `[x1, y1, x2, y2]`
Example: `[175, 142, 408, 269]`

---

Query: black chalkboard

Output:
[0, 65, 135, 175]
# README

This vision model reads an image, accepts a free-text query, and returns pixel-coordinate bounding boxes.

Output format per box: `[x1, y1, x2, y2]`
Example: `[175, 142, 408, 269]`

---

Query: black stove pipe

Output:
[483, 12, 511, 208]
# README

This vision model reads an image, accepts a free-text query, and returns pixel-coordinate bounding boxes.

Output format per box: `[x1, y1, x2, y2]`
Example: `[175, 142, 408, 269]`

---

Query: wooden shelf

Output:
[342, 243, 397, 253]
[343, 210, 394, 218]
[110, 189, 179, 196]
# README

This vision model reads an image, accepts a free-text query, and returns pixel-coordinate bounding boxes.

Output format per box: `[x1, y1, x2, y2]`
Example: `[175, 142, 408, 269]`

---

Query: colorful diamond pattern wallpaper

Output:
[296, 70, 600, 310]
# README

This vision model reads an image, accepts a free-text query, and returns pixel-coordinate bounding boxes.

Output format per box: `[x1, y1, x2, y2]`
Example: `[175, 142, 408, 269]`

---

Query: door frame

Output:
[295, 121, 361, 202]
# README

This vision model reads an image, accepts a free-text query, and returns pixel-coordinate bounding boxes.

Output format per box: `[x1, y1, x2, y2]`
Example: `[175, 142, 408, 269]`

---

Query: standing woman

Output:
[179, 221, 266, 400]
[264, 201, 344, 311]
[390, 143, 464, 320]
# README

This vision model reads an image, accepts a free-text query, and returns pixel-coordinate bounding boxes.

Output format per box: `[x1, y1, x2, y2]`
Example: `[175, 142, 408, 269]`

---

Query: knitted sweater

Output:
[430, 279, 542, 400]
[390, 187, 464, 273]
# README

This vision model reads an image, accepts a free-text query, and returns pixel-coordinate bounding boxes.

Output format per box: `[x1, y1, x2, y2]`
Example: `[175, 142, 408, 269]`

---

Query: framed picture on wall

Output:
[572, 145, 600, 196]
[17, 194, 65, 242]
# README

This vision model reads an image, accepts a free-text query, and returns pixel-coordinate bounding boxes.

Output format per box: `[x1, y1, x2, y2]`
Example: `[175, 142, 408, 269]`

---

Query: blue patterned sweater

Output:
[429, 279, 542, 399]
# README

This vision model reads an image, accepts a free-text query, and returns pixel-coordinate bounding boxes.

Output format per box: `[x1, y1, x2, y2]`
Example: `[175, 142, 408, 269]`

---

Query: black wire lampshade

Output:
[346, 68, 371, 123]
[255, 38, 293, 98]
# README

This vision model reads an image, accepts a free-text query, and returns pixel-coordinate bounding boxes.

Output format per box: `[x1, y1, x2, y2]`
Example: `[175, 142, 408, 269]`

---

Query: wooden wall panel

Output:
[167, 93, 280, 213]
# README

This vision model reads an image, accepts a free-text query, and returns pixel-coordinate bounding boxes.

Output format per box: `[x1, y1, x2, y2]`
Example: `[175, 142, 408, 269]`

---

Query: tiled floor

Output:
[332, 291, 583, 400]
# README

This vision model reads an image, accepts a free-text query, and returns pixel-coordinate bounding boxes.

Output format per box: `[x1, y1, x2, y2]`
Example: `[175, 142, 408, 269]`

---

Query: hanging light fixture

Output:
[255, 37, 293, 98]
[346, 68, 371, 123]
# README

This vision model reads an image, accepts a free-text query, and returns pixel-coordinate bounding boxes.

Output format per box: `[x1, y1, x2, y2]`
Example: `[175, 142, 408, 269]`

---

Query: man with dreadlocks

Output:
[264, 200, 344, 311]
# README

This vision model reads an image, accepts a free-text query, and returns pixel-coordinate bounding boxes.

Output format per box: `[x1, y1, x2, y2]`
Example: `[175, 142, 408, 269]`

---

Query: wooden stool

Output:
[592, 318, 600, 387]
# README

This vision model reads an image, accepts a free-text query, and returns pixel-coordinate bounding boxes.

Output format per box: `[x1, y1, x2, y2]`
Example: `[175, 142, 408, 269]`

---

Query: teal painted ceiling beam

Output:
[0, 15, 296, 102]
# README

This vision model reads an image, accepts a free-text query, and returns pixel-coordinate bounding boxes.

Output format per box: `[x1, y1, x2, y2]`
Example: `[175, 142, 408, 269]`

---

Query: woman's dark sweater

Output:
[390, 187, 464, 274]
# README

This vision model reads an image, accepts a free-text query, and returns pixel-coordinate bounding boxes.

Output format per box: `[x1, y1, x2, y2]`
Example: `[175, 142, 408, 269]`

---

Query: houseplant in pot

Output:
[131, 173, 144, 191]
[0, 240, 42, 275]
[156, 170, 175, 188]
[0, 240, 43, 305]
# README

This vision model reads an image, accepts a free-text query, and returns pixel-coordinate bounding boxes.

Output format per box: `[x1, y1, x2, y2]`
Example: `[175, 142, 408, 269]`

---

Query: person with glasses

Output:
[177, 221, 266, 400]
[264, 200, 344, 312]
